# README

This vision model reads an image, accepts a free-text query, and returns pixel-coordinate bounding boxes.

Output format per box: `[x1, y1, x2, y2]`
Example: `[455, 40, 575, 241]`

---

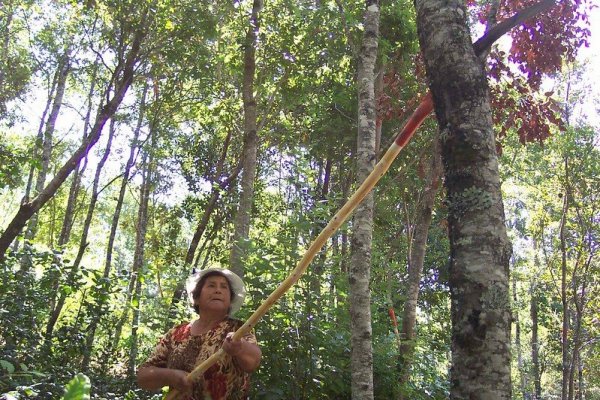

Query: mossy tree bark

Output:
[414, 2, 513, 398]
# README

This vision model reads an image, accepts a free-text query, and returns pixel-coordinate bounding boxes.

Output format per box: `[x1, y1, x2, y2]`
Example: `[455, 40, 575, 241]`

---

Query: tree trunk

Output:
[129, 141, 153, 378]
[20, 49, 71, 270]
[110, 146, 151, 371]
[349, 2, 379, 399]
[12, 62, 57, 254]
[0, 5, 14, 110]
[560, 157, 570, 400]
[45, 117, 116, 340]
[58, 59, 100, 247]
[414, 2, 513, 398]
[0, 25, 146, 261]
[167, 130, 241, 323]
[531, 242, 541, 400]
[81, 81, 148, 371]
[514, 268, 528, 399]
[398, 139, 442, 397]
[229, 0, 262, 279]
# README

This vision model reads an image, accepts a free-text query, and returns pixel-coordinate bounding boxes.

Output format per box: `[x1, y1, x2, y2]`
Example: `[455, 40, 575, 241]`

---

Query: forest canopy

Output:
[0, 0, 598, 399]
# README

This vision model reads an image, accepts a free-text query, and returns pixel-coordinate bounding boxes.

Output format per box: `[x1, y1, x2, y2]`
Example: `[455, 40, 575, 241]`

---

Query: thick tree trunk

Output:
[414, 2, 513, 399]
[229, 0, 262, 279]
[349, 2, 379, 399]
[0, 26, 145, 260]
[398, 139, 442, 396]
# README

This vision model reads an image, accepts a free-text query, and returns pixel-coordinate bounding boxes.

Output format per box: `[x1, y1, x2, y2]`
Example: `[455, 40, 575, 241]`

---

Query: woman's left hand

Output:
[222, 332, 244, 357]
[222, 332, 262, 373]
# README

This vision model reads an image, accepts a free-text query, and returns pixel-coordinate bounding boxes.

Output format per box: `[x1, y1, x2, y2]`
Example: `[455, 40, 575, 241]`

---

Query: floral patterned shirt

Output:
[139, 318, 257, 400]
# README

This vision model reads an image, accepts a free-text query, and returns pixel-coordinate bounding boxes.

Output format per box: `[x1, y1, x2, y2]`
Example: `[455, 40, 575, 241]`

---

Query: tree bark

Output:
[560, 157, 570, 400]
[111, 144, 152, 372]
[531, 241, 541, 400]
[229, 0, 262, 279]
[349, 2, 379, 399]
[20, 49, 71, 269]
[58, 58, 100, 248]
[129, 140, 153, 378]
[398, 139, 442, 397]
[514, 268, 528, 399]
[0, 25, 146, 261]
[414, 2, 513, 398]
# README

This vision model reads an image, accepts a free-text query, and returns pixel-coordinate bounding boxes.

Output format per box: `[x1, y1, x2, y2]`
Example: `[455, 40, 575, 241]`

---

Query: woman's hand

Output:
[166, 369, 194, 394]
[136, 366, 193, 394]
[222, 332, 262, 373]
[222, 332, 245, 357]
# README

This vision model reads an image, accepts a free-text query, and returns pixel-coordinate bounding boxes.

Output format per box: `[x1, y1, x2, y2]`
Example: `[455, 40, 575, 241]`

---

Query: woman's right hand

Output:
[137, 366, 193, 394]
[166, 369, 194, 394]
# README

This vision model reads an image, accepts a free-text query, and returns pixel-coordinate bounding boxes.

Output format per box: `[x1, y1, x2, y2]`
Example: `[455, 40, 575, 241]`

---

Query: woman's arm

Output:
[222, 332, 262, 373]
[136, 366, 193, 392]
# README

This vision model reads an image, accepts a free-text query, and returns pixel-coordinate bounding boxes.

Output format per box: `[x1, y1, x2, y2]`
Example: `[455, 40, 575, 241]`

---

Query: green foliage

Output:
[0, 0, 596, 399]
[61, 374, 91, 400]
[0, 136, 29, 189]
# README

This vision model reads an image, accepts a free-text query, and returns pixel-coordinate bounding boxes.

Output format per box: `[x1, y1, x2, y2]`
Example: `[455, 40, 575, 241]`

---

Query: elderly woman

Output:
[137, 268, 261, 399]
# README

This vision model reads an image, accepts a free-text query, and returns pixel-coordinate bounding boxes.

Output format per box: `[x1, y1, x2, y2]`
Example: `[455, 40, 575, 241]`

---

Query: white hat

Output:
[185, 268, 246, 315]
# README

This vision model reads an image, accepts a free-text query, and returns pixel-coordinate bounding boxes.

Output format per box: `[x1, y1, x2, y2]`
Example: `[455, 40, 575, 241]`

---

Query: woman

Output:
[137, 268, 261, 399]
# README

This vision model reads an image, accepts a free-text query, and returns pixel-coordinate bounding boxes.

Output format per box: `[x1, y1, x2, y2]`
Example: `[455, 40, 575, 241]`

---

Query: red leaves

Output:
[496, 0, 591, 90]
[482, 0, 591, 146]
[376, 55, 427, 123]
[489, 68, 565, 146]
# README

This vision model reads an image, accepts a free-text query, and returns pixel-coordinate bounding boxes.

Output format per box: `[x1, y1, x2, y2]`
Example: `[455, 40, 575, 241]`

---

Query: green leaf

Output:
[60, 373, 91, 400]
[0, 359, 15, 373]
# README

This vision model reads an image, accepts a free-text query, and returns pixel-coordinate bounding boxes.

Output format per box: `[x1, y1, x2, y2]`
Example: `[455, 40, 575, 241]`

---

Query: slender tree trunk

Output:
[20, 49, 71, 271]
[129, 141, 153, 378]
[577, 356, 583, 400]
[229, 0, 262, 279]
[12, 66, 57, 254]
[415, 2, 513, 398]
[45, 63, 99, 347]
[0, 5, 14, 109]
[531, 242, 542, 400]
[560, 157, 570, 400]
[0, 25, 146, 260]
[514, 269, 528, 399]
[81, 82, 148, 371]
[349, 2, 379, 399]
[45, 117, 116, 340]
[167, 132, 241, 323]
[110, 148, 151, 369]
[58, 59, 100, 247]
[398, 139, 442, 397]
[569, 269, 586, 400]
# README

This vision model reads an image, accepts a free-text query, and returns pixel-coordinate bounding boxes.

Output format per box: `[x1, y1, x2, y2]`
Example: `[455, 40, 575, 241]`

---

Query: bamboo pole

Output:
[165, 93, 433, 400]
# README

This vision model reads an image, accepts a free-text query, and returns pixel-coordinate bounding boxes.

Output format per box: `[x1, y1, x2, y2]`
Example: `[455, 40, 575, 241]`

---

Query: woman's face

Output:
[196, 275, 232, 314]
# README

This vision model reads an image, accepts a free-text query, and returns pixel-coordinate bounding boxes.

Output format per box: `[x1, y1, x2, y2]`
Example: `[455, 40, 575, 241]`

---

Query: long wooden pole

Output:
[165, 93, 433, 400]
[165, 4, 558, 396]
